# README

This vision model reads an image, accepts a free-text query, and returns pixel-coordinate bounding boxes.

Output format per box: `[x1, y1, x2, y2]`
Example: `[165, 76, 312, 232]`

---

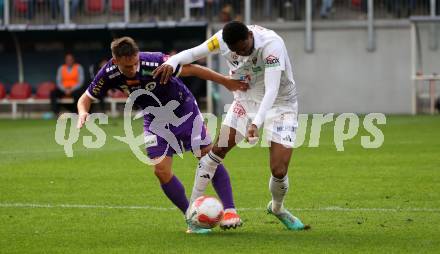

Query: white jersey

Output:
[206, 25, 297, 106]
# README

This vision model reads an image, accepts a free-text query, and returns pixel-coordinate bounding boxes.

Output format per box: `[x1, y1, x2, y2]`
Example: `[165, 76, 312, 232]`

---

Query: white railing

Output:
[2, 0, 437, 28]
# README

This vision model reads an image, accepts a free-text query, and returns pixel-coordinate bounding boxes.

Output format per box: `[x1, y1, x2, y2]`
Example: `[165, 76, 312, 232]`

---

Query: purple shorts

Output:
[143, 102, 212, 159]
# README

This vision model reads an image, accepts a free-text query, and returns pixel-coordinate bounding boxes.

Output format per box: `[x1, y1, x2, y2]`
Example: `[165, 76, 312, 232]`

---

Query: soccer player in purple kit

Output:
[76, 37, 247, 234]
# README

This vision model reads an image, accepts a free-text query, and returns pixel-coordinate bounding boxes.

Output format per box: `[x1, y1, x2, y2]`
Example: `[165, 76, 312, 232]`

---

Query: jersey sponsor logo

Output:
[145, 81, 156, 91]
[231, 60, 239, 66]
[276, 125, 296, 133]
[252, 66, 262, 73]
[109, 71, 121, 79]
[207, 36, 220, 52]
[126, 80, 140, 86]
[144, 134, 158, 148]
[92, 78, 105, 96]
[265, 55, 280, 67]
[142, 69, 153, 76]
[232, 102, 246, 118]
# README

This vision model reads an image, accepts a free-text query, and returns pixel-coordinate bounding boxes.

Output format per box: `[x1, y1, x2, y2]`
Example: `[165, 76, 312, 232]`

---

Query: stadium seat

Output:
[9, 82, 32, 100]
[85, 0, 105, 14]
[0, 83, 6, 99]
[35, 81, 56, 99]
[110, 0, 124, 13]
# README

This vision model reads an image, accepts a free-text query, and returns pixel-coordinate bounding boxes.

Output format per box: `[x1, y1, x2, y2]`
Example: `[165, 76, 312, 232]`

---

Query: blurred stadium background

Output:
[0, 0, 439, 118]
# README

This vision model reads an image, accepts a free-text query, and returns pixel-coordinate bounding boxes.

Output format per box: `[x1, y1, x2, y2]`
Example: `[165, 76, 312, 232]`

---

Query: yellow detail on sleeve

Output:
[207, 36, 220, 52]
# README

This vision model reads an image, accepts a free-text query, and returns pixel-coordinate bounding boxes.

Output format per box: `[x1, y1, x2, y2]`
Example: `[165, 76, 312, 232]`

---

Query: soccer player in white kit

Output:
[154, 21, 310, 231]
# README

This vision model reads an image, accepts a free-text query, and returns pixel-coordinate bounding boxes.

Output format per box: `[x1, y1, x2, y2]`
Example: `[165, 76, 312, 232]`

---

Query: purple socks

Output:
[212, 164, 235, 210]
[160, 175, 189, 214]
[160, 165, 235, 214]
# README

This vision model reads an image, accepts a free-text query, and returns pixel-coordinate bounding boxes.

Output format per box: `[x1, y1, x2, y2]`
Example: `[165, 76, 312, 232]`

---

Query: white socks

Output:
[269, 174, 289, 214]
[190, 151, 222, 203]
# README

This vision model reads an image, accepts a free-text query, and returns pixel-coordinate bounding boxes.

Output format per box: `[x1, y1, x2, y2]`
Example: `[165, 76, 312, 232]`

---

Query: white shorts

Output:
[222, 100, 298, 148]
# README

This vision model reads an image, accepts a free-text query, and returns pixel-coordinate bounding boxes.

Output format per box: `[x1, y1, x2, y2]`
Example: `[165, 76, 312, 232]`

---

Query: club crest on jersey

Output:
[265, 55, 280, 67]
[145, 82, 156, 91]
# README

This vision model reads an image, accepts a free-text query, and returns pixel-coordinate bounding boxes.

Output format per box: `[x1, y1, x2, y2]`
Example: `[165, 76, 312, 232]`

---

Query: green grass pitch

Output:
[0, 115, 439, 253]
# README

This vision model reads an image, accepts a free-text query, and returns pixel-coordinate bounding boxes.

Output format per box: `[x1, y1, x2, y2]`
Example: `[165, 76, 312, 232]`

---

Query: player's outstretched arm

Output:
[77, 93, 93, 129]
[153, 35, 220, 84]
[180, 64, 249, 92]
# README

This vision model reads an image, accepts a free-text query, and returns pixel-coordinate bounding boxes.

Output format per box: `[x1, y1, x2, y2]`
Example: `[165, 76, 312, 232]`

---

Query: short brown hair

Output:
[111, 37, 139, 58]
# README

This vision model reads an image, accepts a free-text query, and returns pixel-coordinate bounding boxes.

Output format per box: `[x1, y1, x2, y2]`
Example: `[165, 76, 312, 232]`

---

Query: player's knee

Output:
[270, 164, 288, 179]
[154, 166, 172, 183]
[211, 145, 229, 159]
[199, 144, 213, 158]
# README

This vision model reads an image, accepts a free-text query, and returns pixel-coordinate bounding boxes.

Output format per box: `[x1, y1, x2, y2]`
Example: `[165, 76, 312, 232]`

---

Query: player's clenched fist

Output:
[77, 112, 89, 129]
[246, 124, 259, 144]
[224, 78, 249, 92]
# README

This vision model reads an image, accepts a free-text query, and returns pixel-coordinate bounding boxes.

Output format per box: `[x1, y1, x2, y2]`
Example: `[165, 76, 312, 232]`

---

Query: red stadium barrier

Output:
[35, 81, 56, 99]
[110, 0, 125, 13]
[9, 82, 32, 100]
[351, 0, 361, 8]
[0, 83, 6, 99]
[14, 0, 28, 13]
[85, 0, 105, 13]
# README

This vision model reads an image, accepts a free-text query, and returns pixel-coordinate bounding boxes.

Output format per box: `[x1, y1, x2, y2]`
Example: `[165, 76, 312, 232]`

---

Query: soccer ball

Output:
[188, 196, 224, 229]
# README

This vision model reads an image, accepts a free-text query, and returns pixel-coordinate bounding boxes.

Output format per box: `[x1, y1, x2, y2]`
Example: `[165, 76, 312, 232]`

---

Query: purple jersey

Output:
[86, 52, 195, 120]
[86, 52, 210, 158]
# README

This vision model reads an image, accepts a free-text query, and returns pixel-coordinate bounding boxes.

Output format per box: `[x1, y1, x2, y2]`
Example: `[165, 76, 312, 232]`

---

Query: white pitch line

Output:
[0, 203, 439, 213]
[0, 147, 128, 155]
